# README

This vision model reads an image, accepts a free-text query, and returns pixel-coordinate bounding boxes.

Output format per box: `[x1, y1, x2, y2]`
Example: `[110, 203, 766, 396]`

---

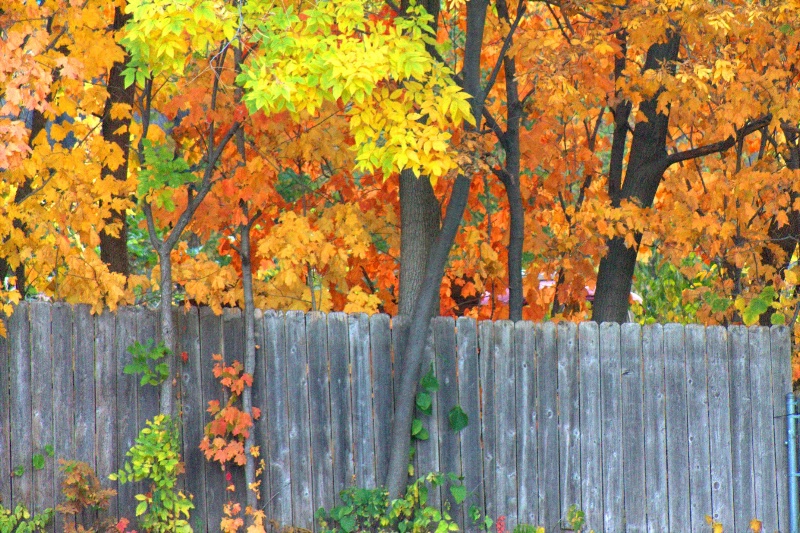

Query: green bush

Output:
[0, 504, 53, 533]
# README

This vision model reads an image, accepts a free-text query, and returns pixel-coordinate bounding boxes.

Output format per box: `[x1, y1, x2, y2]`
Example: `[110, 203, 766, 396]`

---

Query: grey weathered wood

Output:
[251, 310, 271, 513]
[620, 323, 645, 532]
[685, 324, 712, 531]
[94, 311, 117, 512]
[578, 322, 602, 531]
[198, 306, 225, 532]
[534, 323, 561, 530]
[771, 325, 792, 533]
[748, 326, 778, 531]
[115, 307, 139, 522]
[136, 308, 160, 430]
[222, 308, 247, 497]
[556, 321, 579, 527]
[370, 313, 393, 487]
[51, 303, 75, 463]
[600, 322, 622, 533]
[433, 316, 462, 523]
[72, 305, 96, 467]
[0, 317, 11, 506]
[349, 313, 376, 489]
[514, 320, 537, 526]
[9, 303, 32, 508]
[706, 326, 734, 528]
[478, 319, 496, 521]
[728, 325, 755, 533]
[285, 311, 313, 529]
[328, 312, 353, 504]
[493, 320, 517, 526]
[29, 302, 54, 520]
[307, 311, 333, 515]
[177, 307, 205, 532]
[455, 316, 483, 526]
[642, 324, 668, 532]
[664, 323, 690, 532]
[416, 322, 441, 508]
[263, 310, 292, 526]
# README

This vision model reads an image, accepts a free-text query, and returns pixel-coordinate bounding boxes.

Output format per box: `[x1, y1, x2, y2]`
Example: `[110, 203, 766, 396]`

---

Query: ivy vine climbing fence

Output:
[0, 301, 793, 532]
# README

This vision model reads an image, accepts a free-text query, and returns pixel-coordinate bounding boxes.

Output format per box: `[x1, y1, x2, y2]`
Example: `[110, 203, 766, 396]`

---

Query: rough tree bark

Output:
[99, 4, 134, 276]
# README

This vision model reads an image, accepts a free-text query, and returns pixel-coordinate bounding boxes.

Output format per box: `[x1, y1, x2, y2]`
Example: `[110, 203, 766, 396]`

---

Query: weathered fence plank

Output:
[223, 309, 247, 498]
[620, 323, 646, 532]
[327, 312, 353, 505]
[514, 320, 537, 526]
[285, 311, 313, 528]
[642, 324, 668, 532]
[307, 311, 333, 515]
[370, 313, 393, 487]
[349, 313, 376, 489]
[748, 326, 778, 531]
[600, 322, 622, 533]
[455, 316, 482, 527]
[771, 325, 792, 532]
[94, 312, 117, 505]
[729, 325, 756, 533]
[30, 302, 55, 522]
[10, 303, 32, 509]
[556, 321, 579, 527]
[251, 310, 271, 515]
[73, 305, 96, 468]
[136, 309, 160, 431]
[199, 306, 225, 532]
[686, 324, 712, 531]
[537, 322, 561, 528]
[478, 320, 496, 521]
[579, 322, 602, 531]
[418, 322, 441, 508]
[115, 307, 139, 523]
[706, 326, 734, 528]
[664, 323, 691, 532]
[0, 320, 10, 507]
[493, 320, 517, 527]
[433, 316, 462, 523]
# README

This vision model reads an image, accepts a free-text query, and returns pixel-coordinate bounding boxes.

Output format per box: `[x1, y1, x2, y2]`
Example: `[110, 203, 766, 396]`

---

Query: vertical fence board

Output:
[515, 321, 537, 526]
[620, 323, 645, 532]
[433, 317, 462, 522]
[0, 317, 10, 506]
[10, 303, 32, 508]
[748, 326, 778, 530]
[642, 324, 668, 532]
[94, 311, 117, 515]
[251, 310, 271, 515]
[600, 323, 622, 533]
[30, 302, 54, 520]
[418, 323, 441, 507]
[285, 311, 313, 529]
[73, 305, 95, 468]
[664, 323, 690, 532]
[578, 322, 602, 531]
[729, 325, 755, 532]
[328, 312, 353, 504]
[307, 311, 333, 515]
[685, 325, 712, 531]
[536, 322, 560, 528]
[51, 304, 75, 467]
[370, 314, 393, 487]
[706, 326, 734, 528]
[115, 307, 139, 524]
[178, 308, 206, 532]
[771, 325, 792, 533]
[136, 309, 160, 430]
[223, 309, 247, 498]
[556, 321, 580, 527]
[349, 313, 376, 489]
[456, 317, 482, 526]
[493, 321, 517, 526]
[199, 307, 225, 531]
[479, 320, 496, 521]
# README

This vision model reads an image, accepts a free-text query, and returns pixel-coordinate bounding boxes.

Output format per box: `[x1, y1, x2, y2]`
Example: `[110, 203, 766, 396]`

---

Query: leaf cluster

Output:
[123, 340, 171, 387]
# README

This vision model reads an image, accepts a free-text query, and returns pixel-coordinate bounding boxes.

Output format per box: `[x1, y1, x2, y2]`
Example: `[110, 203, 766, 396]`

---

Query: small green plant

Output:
[123, 340, 171, 387]
[316, 472, 463, 533]
[110, 415, 193, 533]
[513, 525, 543, 533]
[32, 445, 55, 472]
[0, 503, 53, 533]
[563, 504, 585, 531]
[468, 505, 492, 531]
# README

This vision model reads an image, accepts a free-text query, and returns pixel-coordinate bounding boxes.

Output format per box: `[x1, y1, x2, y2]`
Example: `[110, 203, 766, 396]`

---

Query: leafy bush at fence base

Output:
[0, 504, 53, 533]
[316, 473, 462, 533]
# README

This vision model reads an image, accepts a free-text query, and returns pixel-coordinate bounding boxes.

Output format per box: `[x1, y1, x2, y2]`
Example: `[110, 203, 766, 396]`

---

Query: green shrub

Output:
[0, 503, 53, 533]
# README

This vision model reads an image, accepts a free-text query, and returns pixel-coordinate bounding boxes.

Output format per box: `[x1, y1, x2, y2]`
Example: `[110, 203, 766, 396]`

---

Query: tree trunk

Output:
[99, 4, 134, 276]
[592, 34, 680, 324]
[239, 221, 258, 512]
[158, 246, 177, 417]
[399, 170, 441, 316]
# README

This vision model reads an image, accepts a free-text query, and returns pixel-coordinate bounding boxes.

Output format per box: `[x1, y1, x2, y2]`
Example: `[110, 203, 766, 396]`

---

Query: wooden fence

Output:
[0, 302, 793, 532]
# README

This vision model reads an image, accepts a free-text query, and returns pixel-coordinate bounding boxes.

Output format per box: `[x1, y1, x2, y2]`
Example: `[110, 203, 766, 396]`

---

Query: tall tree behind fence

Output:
[0, 302, 792, 532]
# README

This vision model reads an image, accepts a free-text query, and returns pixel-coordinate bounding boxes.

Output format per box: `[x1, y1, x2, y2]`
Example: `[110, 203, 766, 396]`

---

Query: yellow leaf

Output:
[749, 518, 762, 533]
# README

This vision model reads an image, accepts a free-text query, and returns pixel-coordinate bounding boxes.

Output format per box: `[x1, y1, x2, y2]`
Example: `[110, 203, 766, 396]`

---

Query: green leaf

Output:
[135, 501, 148, 517]
[448, 405, 469, 432]
[416, 392, 432, 413]
[420, 365, 438, 393]
[44, 444, 54, 457]
[771, 312, 786, 325]
[32, 454, 45, 471]
[411, 418, 423, 436]
[13, 465, 24, 477]
[449, 484, 466, 504]
[340, 515, 356, 533]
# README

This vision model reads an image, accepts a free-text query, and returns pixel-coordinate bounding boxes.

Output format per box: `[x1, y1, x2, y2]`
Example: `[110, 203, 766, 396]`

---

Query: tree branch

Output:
[666, 114, 772, 165]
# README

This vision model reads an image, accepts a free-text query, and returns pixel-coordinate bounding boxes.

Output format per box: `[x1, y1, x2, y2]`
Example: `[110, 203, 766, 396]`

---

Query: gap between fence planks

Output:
[0, 302, 793, 533]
